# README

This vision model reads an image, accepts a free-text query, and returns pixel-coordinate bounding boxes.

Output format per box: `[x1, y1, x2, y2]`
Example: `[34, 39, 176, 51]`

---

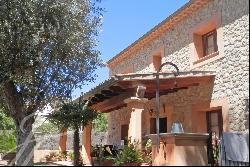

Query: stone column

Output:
[124, 97, 148, 149]
[82, 123, 92, 165]
[59, 128, 67, 152]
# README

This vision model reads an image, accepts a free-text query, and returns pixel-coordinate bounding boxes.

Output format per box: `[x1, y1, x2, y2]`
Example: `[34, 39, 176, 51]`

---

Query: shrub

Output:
[0, 130, 16, 154]
[110, 139, 143, 166]
[45, 151, 58, 162]
[68, 151, 74, 160]
[142, 139, 152, 164]
[57, 151, 67, 161]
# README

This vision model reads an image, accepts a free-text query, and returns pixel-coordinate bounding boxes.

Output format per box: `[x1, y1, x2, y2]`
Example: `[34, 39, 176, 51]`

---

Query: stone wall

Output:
[34, 131, 108, 150]
[107, 108, 131, 147]
[109, 0, 249, 132]
[107, 84, 213, 145]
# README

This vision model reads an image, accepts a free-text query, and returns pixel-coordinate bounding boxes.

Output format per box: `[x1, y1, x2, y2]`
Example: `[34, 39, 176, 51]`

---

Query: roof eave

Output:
[107, 0, 210, 68]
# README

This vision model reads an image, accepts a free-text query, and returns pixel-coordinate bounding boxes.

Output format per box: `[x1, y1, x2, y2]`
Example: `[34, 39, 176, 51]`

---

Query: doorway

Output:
[206, 108, 223, 166]
[206, 109, 223, 137]
[121, 124, 129, 145]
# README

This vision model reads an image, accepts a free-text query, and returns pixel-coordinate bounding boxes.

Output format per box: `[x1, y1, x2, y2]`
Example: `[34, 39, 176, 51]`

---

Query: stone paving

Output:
[0, 160, 74, 166]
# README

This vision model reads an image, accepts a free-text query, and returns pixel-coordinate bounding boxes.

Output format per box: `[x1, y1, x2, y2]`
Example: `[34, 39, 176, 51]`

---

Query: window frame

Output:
[150, 117, 167, 134]
[202, 29, 218, 57]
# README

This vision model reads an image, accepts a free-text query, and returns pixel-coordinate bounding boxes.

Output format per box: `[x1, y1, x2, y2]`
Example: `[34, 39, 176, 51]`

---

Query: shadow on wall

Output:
[179, 146, 207, 165]
[107, 109, 132, 147]
[244, 99, 249, 130]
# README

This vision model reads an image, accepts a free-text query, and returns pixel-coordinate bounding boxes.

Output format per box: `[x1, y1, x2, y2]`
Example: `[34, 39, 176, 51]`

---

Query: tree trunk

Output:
[73, 126, 81, 166]
[13, 115, 36, 166]
[2, 81, 36, 166]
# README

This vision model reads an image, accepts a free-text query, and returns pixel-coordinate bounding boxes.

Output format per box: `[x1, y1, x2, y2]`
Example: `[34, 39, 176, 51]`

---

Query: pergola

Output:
[83, 71, 215, 113]
[59, 70, 215, 165]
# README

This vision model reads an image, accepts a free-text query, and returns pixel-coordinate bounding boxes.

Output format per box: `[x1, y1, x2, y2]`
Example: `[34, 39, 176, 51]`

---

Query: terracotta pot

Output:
[121, 162, 141, 166]
[2, 152, 16, 162]
[100, 160, 113, 166]
[140, 162, 150, 166]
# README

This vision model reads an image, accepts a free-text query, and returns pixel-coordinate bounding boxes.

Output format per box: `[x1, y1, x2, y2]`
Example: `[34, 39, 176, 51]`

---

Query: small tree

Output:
[47, 100, 98, 166]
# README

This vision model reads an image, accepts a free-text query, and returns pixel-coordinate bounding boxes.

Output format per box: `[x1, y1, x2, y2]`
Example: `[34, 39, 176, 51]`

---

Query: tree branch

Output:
[2, 80, 24, 120]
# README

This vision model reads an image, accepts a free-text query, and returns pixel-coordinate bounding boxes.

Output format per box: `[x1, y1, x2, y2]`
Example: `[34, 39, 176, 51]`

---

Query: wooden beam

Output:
[102, 104, 127, 113]
[109, 85, 126, 93]
[145, 87, 188, 99]
[101, 90, 119, 97]
[91, 90, 134, 112]
[95, 93, 109, 100]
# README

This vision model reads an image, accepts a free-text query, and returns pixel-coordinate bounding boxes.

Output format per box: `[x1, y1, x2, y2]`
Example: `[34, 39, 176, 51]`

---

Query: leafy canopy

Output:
[34, 121, 59, 134]
[0, 108, 16, 153]
[0, 130, 16, 154]
[0, 0, 103, 112]
[92, 113, 108, 132]
[0, 108, 15, 130]
[47, 101, 98, 129]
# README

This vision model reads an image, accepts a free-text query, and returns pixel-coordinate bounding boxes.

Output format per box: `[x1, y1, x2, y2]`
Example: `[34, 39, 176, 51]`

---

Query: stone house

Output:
[68, 0, 249, 165]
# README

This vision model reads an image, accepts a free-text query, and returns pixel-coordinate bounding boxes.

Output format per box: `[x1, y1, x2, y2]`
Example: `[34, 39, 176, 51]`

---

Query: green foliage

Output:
[0, 0, 103, 115]
[68, 151, 74, 160]
[0, 110, 16, 154]
[0, 0, 103, 165]
[34, 121, 59, 134]
[142, 139, 152, 165]
[91, 145, 114, 160]
[45, 151, 72, 162]
[92, 113, 108, 132]
[47, 101, 98, 129]
[0, 110, 15, 130]
[110, 139, 143, 166]
[56, 151, 67, 161]
[0, 130, 16, 153]
[45, 151, 58, 162]
[47, 100, 98, 166]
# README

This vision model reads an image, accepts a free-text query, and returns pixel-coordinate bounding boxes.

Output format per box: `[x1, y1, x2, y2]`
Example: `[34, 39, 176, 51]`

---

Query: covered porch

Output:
[60, 71, 229, 165]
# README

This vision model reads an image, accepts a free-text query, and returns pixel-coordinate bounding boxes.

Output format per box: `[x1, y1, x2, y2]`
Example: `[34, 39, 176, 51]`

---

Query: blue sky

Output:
[72, 0, 189, 99]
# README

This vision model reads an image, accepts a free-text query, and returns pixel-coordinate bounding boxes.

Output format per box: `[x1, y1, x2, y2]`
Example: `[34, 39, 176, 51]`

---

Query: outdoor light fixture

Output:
[155, 62, 179, 152]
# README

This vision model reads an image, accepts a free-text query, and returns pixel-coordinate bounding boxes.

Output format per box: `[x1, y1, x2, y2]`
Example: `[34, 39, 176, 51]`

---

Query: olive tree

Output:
[0, 0, 103, 165]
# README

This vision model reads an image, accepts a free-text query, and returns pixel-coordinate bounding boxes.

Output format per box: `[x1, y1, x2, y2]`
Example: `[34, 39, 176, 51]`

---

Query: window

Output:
[206, 109, 223, 137]
[202, 29, 218, 57]
[189, 13, 224, 68]
[121, 124, 129, 145]
[150, 117, 167, 134]
[153, 55, 162, 72]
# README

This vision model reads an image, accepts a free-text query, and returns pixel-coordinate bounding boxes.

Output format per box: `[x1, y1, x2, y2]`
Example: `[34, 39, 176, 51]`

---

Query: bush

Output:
[57, 151, 67, 161]
[45, 151, 58, 162]
[68, 151, 74, 160]
[110, 139, 143, 166]
[0, 130, 16, 154]
[142, 139, 152, 164]
[92, 113, 108, 132]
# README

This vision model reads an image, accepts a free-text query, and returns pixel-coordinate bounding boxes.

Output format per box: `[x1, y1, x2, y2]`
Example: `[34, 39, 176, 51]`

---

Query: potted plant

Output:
[57, 151, 67, 161]
[94, 144, 116, 166]
[110, 139, 143, 166]
[67, 151, 74, 161]
[45, 151, 58, 162]
[141, 139, 152, 166]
